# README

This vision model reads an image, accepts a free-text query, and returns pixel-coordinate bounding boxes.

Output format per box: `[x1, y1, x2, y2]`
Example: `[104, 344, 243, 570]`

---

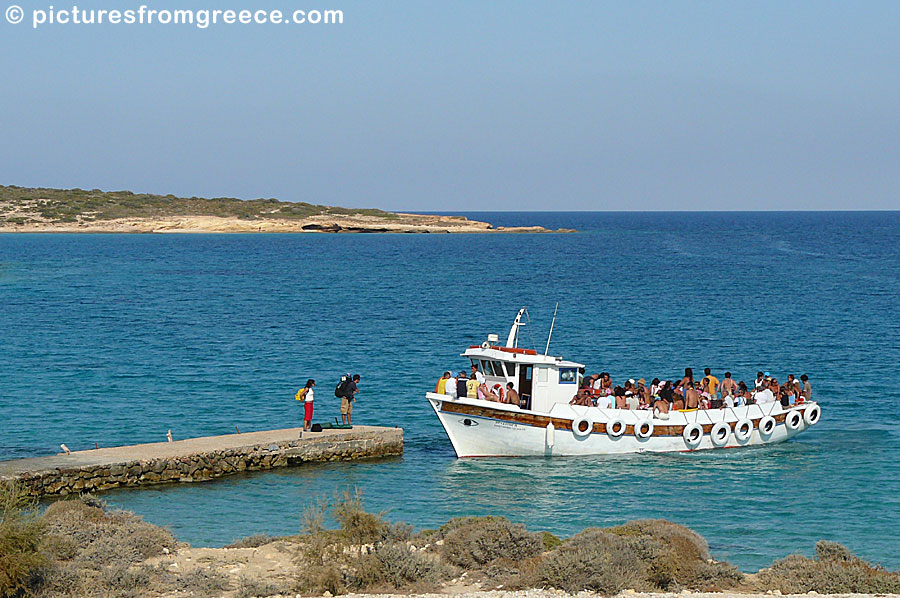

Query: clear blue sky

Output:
[2, 1, 898, 210]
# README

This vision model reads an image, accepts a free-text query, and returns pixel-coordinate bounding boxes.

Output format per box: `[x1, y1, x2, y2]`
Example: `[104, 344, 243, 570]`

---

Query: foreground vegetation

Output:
[2, 481, 899, 597]
[0, 185, 395, 225]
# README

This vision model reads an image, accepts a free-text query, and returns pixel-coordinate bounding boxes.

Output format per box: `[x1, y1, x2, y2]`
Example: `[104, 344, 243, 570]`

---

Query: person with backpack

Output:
[295, 379, 316, 431]
[338, 374, 360, 426]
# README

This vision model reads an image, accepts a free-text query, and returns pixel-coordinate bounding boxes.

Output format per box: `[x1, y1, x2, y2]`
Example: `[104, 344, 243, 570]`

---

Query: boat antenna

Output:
[524, 307, 538, 351]
[544, 302, 559, 355]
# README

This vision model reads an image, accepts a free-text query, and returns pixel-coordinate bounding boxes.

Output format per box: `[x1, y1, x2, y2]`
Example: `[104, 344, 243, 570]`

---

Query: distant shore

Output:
[0, 185, 574, 234]
[0, 213, 572, 234]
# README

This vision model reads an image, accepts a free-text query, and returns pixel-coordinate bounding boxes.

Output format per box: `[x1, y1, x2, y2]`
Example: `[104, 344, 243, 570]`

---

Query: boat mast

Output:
[544, 302, 559, 355]
[506, 307, 526, 348]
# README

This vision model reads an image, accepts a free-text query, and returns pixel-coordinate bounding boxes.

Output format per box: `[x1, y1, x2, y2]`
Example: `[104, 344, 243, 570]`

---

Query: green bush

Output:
[0, 184, 396, 225]
[758, 541, 900, 594]
[0, 481, 45, 598]
[440, 516, 543, 569]
[541, 531, 562, 550]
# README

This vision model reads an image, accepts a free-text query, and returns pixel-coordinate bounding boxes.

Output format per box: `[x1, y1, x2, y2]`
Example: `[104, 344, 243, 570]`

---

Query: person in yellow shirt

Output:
[704, 368, 719, 398]
[466, 375, 479, 398]
[435, 371, 450, 394]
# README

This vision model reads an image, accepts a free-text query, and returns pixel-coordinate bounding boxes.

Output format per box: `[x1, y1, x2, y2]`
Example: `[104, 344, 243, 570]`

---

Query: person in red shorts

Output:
[295, 379, 316, 431]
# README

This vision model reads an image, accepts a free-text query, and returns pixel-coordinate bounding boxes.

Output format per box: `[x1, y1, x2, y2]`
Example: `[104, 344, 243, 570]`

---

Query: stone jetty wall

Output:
[1, 427, 403, 498]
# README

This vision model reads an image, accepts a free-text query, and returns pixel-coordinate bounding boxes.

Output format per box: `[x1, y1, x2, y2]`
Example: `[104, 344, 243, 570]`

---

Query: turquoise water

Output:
[2, 212, 899, 571]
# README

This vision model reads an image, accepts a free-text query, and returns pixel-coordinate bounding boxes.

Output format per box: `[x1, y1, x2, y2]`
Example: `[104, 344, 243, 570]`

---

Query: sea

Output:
[1, 211, 899, 572]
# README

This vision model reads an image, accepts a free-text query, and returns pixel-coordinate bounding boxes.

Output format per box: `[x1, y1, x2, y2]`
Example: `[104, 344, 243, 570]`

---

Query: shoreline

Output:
[0, 216, 574, 234]
[0, 185, 576, 234]
[5, 487, 898, 598]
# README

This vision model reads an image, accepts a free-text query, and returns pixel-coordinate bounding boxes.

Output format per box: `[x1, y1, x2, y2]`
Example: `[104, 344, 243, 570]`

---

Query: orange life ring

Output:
[492, 384, 505, 401]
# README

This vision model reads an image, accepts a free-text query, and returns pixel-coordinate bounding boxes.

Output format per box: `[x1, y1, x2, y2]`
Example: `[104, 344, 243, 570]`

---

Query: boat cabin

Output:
[461, 308, 584, 412]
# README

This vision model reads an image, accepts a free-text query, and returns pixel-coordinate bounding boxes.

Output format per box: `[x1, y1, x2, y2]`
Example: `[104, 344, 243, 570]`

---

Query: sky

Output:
[1, 1, 898, 211]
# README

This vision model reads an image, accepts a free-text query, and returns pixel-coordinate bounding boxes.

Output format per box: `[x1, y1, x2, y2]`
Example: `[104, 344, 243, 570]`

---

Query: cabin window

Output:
[480, 360, 492, 375]
[504, 362, 517, 378]
[491, 361, 507, 377]
[559, 368, 577, 384]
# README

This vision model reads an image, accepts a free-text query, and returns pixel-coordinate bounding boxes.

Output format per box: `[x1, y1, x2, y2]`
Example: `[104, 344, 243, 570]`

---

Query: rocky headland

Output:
[0, 185, 573, 234]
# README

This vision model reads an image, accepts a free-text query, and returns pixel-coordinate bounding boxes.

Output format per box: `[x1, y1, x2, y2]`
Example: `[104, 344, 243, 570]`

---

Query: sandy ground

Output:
[0, 213, 572, 234]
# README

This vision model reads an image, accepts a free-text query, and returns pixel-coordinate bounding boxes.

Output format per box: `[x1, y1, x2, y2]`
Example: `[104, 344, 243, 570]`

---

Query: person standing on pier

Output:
[340, 374, 360, 426]
[295, 379, 316, 431]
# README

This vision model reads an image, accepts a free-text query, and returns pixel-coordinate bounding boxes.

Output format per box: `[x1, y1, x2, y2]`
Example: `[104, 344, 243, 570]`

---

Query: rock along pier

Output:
[0, 426, 403, 498]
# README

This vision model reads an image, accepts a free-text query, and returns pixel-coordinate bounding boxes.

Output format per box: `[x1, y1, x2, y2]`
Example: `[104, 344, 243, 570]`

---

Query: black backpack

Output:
[334, 373, 352, 398]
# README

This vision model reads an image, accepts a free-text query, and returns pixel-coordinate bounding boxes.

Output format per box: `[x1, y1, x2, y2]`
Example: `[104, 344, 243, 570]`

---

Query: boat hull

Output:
[426, 393, 819, 457]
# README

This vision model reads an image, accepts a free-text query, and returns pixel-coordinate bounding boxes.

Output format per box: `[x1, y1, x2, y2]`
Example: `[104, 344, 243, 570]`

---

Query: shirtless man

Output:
[720, 372, 736, 398]
[570, 389, 591, 406]
[685, 384, 700, 409]
[653, 381, 671, 415]
[505, 382, 520, 407]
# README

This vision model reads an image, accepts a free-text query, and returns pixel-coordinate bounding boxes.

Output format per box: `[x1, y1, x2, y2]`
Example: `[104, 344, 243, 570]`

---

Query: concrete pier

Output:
[0, 426, 403, 498]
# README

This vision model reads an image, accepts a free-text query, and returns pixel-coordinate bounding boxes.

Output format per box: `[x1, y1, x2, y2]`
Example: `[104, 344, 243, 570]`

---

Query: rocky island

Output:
[0, 185, 573, 234]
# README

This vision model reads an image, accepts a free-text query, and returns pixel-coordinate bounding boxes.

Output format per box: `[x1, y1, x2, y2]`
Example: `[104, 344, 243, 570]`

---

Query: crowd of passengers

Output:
[435, 364, 524, 406]
[570, 368, 813, 413]
[434, 365, 814, 412]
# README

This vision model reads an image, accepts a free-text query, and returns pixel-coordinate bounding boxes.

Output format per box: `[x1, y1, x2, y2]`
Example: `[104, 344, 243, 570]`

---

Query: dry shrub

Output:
[178, 567, 230, 595]
[386, 521, 414, 543]
[607, 519, 741, 590]
[524, 521, 742, 594]
[40, 534, 78, 561]
[440, 516, 543, 569]
[30, 561, 85, 596]
[32, 561, 156, 598]
[528, 528, 654, 594]
[351, 542, 451, 590]
[294, 490, 452, 595]
[815, 540, 856, 563]
[24, 497, 177, 597]
[758, 540, 900, 594]
[234, 574, 292, 598]
[225, 534, 276, 549]
[299, 496, 329, 536]
[99, 563, 151, 593]
[0, 481, 45, 598]
[41, 498, 176, 568]
[294, 533, 347, 595]
[332, 488, 388, 545]
[437, 515, 505, 537]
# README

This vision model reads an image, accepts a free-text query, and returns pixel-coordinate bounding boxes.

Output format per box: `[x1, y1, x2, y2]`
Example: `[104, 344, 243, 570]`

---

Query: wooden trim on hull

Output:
[440, 401, 800, 438]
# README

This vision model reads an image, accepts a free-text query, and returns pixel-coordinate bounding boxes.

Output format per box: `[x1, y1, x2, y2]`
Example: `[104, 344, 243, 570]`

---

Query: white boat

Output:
[427, 308, 821, 457]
